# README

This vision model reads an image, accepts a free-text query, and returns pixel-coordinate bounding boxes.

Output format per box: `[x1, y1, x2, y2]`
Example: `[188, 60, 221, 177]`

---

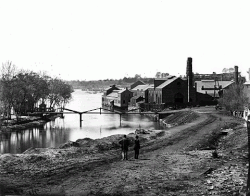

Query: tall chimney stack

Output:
[186, 57, 193, 87]
[186, 57, 193, 103]
[234, 65, 239, 84]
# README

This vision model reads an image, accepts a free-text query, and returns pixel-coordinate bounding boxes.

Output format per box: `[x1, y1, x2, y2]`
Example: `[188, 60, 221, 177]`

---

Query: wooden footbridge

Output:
[62, 107, 160, 127]
[28, 107, 173, 127]
[29, 107, 178, 127]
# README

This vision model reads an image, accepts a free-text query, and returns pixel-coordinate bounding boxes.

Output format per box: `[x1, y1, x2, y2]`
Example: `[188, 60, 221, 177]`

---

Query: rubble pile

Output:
[203, 164, 247, 195]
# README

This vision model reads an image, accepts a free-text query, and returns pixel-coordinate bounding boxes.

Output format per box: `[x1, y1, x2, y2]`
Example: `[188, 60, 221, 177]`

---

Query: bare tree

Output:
[155, 72, 161, 78]
[0, 61, 74, 123]
[46, 78, 73, 109]
[222, 68, 229, 73]
[228, 67, 235, 73]
[0, 61, 17, 119]
[218, 83, 249, 111]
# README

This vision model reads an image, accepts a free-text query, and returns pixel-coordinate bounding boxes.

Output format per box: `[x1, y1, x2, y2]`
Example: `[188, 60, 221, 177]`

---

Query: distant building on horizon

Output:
[193, 70, 246, 84]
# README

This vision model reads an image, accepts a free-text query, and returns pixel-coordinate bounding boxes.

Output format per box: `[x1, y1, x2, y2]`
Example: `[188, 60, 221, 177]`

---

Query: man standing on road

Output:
[119, 135, 130, 160]
[134, 135, 140, 159]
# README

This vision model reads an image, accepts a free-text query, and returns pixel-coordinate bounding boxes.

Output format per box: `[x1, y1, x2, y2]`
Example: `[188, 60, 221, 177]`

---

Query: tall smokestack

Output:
[186, 57, 193, 87]
[234, 65, 239, 84]
[186, 57, 193, 103]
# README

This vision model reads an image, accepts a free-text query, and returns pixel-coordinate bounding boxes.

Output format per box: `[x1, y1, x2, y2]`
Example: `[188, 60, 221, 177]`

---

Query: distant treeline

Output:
[67, 77, 154, 91]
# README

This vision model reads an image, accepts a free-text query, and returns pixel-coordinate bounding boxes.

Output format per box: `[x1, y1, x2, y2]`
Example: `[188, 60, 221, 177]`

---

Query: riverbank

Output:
[0, 114, 61, 133]
[0, 108, 248, 195]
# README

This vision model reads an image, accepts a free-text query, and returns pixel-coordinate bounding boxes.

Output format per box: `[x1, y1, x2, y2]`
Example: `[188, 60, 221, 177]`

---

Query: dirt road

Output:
[0, 107, 248, 195]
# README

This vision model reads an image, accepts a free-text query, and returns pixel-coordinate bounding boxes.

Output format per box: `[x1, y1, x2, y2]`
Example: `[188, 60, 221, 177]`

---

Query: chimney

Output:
[186, 57, 193, 103]
[234, 65, 238, 84]
[186, 57, 193, 87]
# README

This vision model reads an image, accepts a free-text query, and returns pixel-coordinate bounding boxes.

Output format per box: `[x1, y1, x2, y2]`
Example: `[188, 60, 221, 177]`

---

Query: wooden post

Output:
[247, 118, 250, 196]
[80, 113, 82, 127]
[120, 114, 122, 126]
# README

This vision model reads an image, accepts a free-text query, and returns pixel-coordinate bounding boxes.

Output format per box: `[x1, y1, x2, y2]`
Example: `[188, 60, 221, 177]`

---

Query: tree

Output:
[11, 71, 50, 115]
[155, 72, 161, 78]
[47, 78, 73, 108]
[228, 67, 235, 73]
[58, 82, 74, 108]
[0, 61, 17, 119]
[222, 68, 229, 73]
[218, 83, 249, 111]
[134, 74, 141, 79]
[0, 62, 74, 122]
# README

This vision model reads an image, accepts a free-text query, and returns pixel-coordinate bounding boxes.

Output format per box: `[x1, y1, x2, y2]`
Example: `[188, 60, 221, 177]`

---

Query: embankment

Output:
[160, 110, 199, 128]
[0, 114, 60, 133]
[0, 110, 222, 195]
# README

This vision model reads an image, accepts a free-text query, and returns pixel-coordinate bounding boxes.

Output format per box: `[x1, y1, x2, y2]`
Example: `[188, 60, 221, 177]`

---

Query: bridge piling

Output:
[80, 113, 82, 127]
[120, 114, 122, 126]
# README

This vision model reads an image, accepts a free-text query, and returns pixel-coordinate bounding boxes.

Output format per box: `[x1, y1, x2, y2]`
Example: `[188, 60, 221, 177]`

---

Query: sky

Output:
[0, 0, 249, 81]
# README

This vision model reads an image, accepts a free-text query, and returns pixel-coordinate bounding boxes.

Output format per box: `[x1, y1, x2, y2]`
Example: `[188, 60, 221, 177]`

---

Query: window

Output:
[123, 100, 125, 104]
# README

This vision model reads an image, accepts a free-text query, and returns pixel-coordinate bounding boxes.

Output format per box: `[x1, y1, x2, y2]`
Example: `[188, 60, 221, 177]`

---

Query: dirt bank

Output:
[0, 114, 60, 133]
[0, 107, 248, 195]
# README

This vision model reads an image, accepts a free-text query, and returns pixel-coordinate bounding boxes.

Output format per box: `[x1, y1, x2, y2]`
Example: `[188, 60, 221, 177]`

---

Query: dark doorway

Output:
[174, 93, 184, 103]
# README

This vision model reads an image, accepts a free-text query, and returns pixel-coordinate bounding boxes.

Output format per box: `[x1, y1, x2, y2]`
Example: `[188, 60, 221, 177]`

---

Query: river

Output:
[0, 89, 164, 154]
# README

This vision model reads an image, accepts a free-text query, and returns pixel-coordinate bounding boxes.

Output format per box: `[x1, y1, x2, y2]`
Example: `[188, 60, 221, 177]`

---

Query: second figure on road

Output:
[134, 135, 140, 159]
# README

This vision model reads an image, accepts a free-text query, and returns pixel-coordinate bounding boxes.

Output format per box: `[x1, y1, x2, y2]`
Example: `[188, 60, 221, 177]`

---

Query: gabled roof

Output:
[195, 80, 234, 89]
[195, 80, 234, 97]
[131, 84, 153, 91]
[223, 82, 234, 89]
[130, 80, 146, 89]
[104, 85, 120, 91]
[136, 80, 146, 84]
[106, 92, 119, 98]
[118, 89, 127, 93]
[117, 88, 132, 93]
[155, 77, 178, 89]
[155, 75, 176, 81]
[131, 95, 144, 100]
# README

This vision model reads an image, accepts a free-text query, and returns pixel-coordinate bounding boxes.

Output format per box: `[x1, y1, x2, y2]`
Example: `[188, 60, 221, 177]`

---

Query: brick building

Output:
[146, 57, 196, 109]
[130, 84, 153, 106]
[102, 85, 133, 110]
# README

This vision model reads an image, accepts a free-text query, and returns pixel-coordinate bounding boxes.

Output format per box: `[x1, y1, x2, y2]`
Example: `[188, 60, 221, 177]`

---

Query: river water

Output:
[0, 89, 164, 154]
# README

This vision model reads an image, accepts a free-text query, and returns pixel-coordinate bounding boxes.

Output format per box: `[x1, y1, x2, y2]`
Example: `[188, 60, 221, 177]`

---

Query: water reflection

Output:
[0, 126, 69, 154]
[0, 90, 163, 154]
